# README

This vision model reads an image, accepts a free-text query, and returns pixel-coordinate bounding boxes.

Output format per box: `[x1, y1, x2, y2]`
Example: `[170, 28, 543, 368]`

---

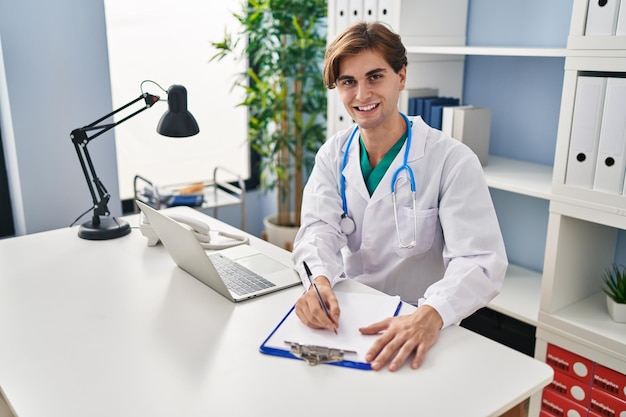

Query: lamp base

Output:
[78, 216, 131, 240]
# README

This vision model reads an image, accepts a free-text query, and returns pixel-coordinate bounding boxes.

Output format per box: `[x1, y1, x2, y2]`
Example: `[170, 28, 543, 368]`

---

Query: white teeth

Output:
[358, 103, 377, 111]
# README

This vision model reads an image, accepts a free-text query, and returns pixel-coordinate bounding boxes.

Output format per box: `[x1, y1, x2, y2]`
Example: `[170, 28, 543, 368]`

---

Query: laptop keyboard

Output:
[209, 253, 275, 295]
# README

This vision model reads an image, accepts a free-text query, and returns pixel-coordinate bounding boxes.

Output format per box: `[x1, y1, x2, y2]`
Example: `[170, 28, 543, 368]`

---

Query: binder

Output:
[452, 106, 492, 166]
[377, 0, 396, 29]
[398, 87, 439, 115]
[349, 0, 364, 24]
[335, 93, 353, 132]
[593, 77, 626, 194]
[428, 98, 460, 130]
[335, 0, 350, 34]
[363, 0, 377, 21]
[421, 97, 459, 127]
[414, 96, 439, 120]
[617, 0, 626, 35]
[585, 0, 621, 35]
[260, 291, 402, 369]
[442, 105, 473, 137]
[565, 76, 606, 189]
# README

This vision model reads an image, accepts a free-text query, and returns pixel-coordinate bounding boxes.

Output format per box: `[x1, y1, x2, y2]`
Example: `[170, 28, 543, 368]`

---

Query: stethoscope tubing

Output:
[339, 113, 418, 248]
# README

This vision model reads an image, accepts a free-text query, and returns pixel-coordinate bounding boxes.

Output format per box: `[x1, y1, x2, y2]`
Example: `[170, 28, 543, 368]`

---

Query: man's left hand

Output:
[359, 305, 443, 372]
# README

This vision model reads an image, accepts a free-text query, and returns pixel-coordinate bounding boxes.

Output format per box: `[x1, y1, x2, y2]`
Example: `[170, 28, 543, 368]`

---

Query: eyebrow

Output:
[336, 67, 387, 83]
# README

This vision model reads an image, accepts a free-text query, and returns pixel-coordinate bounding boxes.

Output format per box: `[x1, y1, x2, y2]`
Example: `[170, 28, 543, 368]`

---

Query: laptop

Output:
[136, 200, 301, 302]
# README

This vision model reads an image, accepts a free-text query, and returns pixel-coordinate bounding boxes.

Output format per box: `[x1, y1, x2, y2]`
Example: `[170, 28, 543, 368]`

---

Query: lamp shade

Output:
[157, 85, 200, 137]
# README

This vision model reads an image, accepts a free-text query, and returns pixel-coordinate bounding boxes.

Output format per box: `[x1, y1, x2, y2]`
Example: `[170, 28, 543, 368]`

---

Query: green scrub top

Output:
[359, 131, 408, 196]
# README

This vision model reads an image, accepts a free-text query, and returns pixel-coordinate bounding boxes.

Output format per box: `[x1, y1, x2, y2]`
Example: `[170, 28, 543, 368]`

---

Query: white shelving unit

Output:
[328, 2, 625, 415]
[528, 2, 626, 411]
[406, 45, 568, 58]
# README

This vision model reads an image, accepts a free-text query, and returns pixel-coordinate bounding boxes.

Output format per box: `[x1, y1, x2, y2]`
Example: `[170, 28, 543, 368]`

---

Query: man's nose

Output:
[355, 83, 372, 101]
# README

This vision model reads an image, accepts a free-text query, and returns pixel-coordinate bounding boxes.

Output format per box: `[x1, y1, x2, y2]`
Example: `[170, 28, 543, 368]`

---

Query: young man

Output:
[292, 22, 508, 371]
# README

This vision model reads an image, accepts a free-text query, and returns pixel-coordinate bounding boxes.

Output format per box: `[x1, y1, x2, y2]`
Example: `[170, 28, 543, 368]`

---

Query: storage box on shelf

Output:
[535, 342, 626, 417]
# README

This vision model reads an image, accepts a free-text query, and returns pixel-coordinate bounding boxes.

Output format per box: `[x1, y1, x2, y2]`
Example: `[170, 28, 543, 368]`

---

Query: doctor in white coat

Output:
[292, 22, 507, 371]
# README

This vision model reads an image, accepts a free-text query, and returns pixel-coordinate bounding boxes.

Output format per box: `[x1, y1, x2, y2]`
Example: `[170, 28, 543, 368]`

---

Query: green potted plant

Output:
[601, 264, 626, 323]
[211, 0, 327, 249]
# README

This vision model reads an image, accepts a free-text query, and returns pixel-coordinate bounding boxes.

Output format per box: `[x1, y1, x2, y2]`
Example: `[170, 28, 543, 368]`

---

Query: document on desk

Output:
[260, 291, 402, 369]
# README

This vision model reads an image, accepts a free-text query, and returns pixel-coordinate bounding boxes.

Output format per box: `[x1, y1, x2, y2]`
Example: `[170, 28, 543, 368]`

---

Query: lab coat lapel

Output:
[370, 116, 427, 205]
[341, 131, 370, 202]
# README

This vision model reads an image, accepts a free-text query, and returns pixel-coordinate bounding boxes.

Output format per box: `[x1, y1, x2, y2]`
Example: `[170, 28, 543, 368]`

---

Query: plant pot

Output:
[606, 295, 626, 323]
[263, 213, 299, 251]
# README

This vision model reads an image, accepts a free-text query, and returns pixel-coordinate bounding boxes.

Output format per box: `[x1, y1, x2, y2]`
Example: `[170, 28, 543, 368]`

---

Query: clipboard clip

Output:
[284, 341, 357, 366]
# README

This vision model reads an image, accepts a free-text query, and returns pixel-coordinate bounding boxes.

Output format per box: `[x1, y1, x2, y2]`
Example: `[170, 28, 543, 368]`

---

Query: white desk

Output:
[0, 207, 552, 417]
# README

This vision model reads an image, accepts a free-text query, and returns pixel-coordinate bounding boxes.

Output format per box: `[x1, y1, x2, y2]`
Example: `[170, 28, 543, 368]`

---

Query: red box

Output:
[546, 370, 592, 408]
[589, 387, 626, 417]
[541, 388, 589, 417]
[593, 363, 626, 402]
[540, 412, 554, 417]
[546, 344, 594, 384]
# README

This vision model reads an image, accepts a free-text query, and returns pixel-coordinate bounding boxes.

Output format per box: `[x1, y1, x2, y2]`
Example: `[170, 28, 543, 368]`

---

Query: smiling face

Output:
[336, 49, 406, 134]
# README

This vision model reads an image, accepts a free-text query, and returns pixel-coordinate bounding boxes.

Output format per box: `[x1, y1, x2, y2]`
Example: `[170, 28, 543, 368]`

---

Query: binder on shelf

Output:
[565, 76, 607, 189]
[441, 105, 473, 137]
[451, 106, 492, 166]
[260, 291, 402, 369]
[334, 93, 353, 132]
[334, 0, 350, 34]
[363, 0, 377, 21]
[585, 0, 621, 35]
[377, 0, 395, 29]
[414, 96, 439, 120]
[427, 97, 460, 130]
[419, 96, 459, 128]
[593, 77, 626, 194]
[617, 0, 626, 35]
[348, 0, 364, 24]
[398, 87, 439, 115]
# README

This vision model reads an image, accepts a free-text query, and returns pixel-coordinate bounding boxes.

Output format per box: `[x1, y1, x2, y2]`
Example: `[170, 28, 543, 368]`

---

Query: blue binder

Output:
[424, 97, 460, 128]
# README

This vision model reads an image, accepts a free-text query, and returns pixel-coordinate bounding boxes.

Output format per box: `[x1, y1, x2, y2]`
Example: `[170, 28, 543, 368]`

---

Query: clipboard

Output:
[259, 291, 403, 370]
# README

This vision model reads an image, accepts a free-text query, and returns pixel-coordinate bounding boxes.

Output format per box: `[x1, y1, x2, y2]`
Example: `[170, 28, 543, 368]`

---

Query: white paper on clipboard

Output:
[263, 291, 402, 364]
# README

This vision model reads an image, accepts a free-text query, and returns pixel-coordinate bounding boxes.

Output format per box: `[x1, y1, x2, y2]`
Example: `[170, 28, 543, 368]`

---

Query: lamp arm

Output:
[70, 93, 161, 224]
[72, 93, 160, 145]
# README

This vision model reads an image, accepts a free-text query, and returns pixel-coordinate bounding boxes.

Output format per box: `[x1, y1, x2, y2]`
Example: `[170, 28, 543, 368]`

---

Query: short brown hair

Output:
[323, 22, 408, 89]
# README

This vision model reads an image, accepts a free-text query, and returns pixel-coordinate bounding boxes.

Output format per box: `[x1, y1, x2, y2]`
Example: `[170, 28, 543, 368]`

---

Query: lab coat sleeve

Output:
[292, 136, 350, 288]
[420, 152, 508, 328]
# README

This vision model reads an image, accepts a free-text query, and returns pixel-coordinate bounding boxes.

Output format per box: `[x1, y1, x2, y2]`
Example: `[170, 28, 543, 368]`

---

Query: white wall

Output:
[105, 0, 250, 200]
[0, 0, 121, 235]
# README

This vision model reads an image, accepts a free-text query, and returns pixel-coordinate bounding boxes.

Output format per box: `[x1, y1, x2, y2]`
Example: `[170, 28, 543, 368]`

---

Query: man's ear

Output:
[398, 65, 407, 89]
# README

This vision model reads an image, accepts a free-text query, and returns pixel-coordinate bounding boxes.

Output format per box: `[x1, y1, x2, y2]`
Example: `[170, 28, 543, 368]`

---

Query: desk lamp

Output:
[70, 81, 199, 240]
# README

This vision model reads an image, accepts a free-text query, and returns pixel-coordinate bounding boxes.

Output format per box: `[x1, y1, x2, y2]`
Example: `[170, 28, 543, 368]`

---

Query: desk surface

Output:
[0, 208, 552, 417]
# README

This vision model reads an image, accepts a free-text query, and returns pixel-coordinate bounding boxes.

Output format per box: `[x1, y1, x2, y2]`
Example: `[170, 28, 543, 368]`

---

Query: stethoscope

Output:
[340, 112, 418, 249]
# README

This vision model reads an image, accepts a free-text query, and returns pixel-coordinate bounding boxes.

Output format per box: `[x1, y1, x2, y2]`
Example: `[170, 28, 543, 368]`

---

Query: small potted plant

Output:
[601, 264, 626, 323]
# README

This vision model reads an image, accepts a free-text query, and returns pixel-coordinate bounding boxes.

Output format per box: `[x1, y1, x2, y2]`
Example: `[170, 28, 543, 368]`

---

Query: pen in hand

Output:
[303, 261, 337, 334]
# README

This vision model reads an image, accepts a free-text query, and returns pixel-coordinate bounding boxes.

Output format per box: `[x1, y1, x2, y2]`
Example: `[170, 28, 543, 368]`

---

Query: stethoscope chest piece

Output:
[340, 214, 356, 235]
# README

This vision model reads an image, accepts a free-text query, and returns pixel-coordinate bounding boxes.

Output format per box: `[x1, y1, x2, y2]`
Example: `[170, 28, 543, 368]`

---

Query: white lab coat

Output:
[292, 116, 508, 328]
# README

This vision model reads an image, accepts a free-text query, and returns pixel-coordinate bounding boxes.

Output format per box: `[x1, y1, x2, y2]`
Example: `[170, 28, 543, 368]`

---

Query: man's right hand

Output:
[294, 276, 340, 332]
